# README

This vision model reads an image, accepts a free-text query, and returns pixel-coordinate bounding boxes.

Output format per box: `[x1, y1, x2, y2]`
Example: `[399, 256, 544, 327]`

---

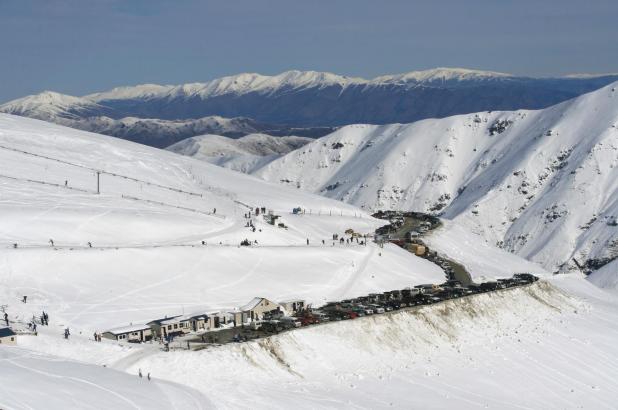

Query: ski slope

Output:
[0, 346, 211, 410]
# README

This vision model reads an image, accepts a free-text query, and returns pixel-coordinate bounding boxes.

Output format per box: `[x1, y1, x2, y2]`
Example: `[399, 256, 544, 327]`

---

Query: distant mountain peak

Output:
[0, 90, 105, 120]
[372, 67, 514, 84]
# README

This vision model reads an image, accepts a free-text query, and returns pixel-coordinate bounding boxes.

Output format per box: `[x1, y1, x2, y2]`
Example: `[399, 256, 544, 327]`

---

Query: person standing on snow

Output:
[138, 369, 143, 378]
[4, 312, 8, 326]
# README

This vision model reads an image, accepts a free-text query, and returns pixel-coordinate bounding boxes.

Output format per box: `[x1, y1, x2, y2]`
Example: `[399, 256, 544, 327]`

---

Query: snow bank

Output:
[129, 280, 618, 409]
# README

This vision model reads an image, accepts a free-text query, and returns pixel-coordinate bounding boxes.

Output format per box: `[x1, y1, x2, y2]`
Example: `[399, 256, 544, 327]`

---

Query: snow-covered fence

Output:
[121, 195, 225, 218]
[0, 174, 92, 194]
[0, 144, 205, 198]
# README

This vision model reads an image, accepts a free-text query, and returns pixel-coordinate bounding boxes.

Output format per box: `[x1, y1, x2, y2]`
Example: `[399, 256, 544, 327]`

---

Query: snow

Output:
[372, 67, 513, 84]
[166, 133, 313, 173]
[0, 91, 107, 121]
[0, 346, 212, 410]
[82, 279, 618, 409]
[1, 112, 617, 408]
[587, 259, 618, 291]
[85, 69, 513, 103]
[424, 220, 549, 281]
[253, 81, 618, 279]
[104, 324, 152, 335]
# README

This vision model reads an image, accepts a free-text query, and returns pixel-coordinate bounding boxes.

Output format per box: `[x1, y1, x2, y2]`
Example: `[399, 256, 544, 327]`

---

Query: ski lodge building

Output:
[102, 324, 152, 342]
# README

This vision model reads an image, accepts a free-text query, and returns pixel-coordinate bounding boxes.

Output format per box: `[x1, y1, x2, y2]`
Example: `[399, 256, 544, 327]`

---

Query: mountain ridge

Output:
[251, 81, 618, 277]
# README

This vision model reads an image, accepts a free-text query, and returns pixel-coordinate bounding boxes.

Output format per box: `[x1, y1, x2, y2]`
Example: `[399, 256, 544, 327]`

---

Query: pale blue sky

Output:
[1, 0, 617, 102]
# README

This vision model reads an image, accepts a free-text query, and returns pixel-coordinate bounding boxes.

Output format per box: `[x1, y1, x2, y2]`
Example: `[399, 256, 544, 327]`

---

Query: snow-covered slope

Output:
[255, 82, 618, 277]
[0, 347, 211, 410]
[167, 133, 313, 173]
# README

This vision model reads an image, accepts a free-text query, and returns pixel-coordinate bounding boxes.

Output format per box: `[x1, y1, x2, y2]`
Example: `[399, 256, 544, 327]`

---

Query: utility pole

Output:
[96, 171, 100, 194]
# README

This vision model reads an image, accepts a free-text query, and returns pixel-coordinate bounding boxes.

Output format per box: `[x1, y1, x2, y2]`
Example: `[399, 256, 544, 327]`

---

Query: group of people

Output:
[2, 309, 48, 333]
[93, 332, 103, 342]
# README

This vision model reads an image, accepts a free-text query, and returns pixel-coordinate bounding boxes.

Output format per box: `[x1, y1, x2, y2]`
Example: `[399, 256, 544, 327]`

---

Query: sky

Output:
[1, 0, 617, 102]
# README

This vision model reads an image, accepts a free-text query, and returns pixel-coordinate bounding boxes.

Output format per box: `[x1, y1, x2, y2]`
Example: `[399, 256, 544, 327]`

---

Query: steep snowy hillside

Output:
[255, 82, 618, 276]
[167, 133, 312, 173]
[2, 68, 617, 145]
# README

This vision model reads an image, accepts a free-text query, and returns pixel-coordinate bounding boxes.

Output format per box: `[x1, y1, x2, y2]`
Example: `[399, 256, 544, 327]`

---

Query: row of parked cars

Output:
[257, 274, 540, 333]
[316, 274, 539, 321]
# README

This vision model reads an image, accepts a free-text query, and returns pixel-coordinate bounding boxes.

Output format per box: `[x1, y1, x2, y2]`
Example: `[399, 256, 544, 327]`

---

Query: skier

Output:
[32, 322, 37, 333]
[139, 369, 143, 378]
[49, 239, 54, 247]
[213, 208, 216, 214]
[64, 328, 70, 339]
[12, 243, 17, 249]
[22, 295, 27, 303]
[4, 312, 8, 326]
[64, 180, 67, 187]
[147, 373, 151, 381]
[87, 242, 92, 248]
[322, 239, 325, 245]
[306, 238, 309, 245]
[93, 332, 98, 341]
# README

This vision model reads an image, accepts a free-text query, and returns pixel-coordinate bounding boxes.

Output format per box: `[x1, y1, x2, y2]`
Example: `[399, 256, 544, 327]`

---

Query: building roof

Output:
[240, 297, 267, 311]
[103, 324, 150, 335]
[147, 315, 181, 325]
[0, 327, 16, 337]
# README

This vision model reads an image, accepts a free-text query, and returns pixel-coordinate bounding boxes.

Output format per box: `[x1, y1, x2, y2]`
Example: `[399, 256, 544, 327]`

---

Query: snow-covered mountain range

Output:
[2, 68, 618, 148]
[0, 93, 331, 148]
[252, 82, 618, 276]
[167, 133, 312, 173]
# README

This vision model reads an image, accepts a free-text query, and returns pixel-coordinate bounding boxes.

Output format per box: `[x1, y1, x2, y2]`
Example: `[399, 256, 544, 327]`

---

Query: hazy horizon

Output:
[2, 0, 617, 102]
